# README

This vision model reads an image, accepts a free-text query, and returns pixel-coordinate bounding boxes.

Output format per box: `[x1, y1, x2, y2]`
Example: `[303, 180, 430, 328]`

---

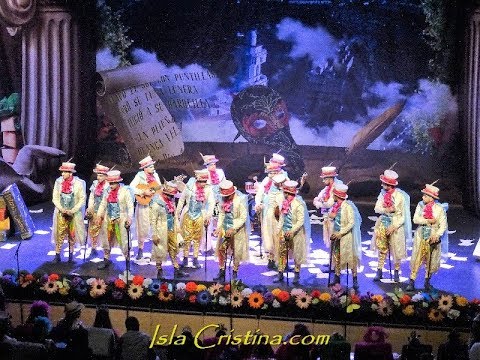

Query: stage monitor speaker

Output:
[2, 183, 35, 239]
[474, 237, 480, 260]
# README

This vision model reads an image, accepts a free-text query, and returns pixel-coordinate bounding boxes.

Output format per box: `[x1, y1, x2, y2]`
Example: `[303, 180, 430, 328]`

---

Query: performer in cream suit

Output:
[328, 183, 362, 290]
[86, 163, 109, 258]
[176, 169, 215, 269]
[51, 161, 86, 263]
[96, 170, 134, 270]
[372, 169, 412, 282]
[129, 155, 161, 260]
[201, 153, 225, 256]
[213, 180, 250, 281]
[313, 166, 342, 248]
[406, 183, 447, 291]
[274, 180, 310, 285]
[150, 181, 189, 279]
[255, 154, 289, 270]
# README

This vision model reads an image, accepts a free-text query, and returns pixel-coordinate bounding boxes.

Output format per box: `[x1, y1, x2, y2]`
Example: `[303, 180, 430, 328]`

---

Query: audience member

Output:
[50, 300, 92, 360]
[437, 329, 469, 360]
[117, 316, 156, 360]
[275, 323, 312, 360]
[311, 332, 351, 360]
[469, 313, 480, 360]
[89, 305, 118, 359]
[166, 325, 203, 360]
[400, 331, 433, 360]
[202, 325, 240, 360]
[354, 326, 393, 360]
[14, 300, 52, 342]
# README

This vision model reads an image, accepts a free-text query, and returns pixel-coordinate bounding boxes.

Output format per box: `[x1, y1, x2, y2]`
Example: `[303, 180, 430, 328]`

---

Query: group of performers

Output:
[50, 152, 448, 292]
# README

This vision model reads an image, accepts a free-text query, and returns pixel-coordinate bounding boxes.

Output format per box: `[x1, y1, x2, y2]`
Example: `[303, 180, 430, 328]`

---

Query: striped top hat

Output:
[283, 180, 298, 195]
[106, 170, 123, 183]
[245, 181, 257, 194]
[59, 162, 76, 173]
[269, 153, 286, 167]
[163, 181, 178, 196]
[272, 173, 287, 185]
[139, 155, 156, 170]
[320, 166, 338, 178]
[93, 164, 109, 175]
[194, 169, 209, 182]
[380, 169, 398, 186]
[219, 180, 236, 197]
[422, 183, 440, 199]
[333, 183, 348, 199]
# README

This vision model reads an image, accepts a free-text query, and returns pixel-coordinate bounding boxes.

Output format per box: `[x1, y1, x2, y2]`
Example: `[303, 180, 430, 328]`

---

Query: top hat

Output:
[59, 162, 76, 173]
[194, 169, 209, 182]
[200, 153, 219, 166]
[139, 156, 156, 170]
[283, 180, 298, 195]
[106, 170, 123, 183]
[219, 180, 236, 197]
[333, 183, 349, 199]
[245, 181, 257, 194]
[93, 164, 109, 175]
[163, 181, 178, 196]
[380, 169, 399, 186]
[272, 173, 287, 184]
[320, 166, 338, 178]
[269, 153, 286, 167]
[421, 183, 440, 199]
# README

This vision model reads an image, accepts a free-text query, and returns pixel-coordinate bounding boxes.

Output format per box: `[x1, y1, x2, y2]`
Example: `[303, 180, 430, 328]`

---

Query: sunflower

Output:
[377, 300, 393, 317]
[248, 292, 264, 309]
[438, 294, 453, 312]
[319, 293, 331, 302]
[158, 291, 173, 302]
[208, 283, 223, 296]
[455, 296, 468, 307]
[295, 293, 312, 309]
[428, 308, 445, 322]
[90, 278, 107, 298]
[231, 290, 244, 308]
[128, 284, 144, 300]
[42, 280, 58, 294]
[402, 305, 415, 316]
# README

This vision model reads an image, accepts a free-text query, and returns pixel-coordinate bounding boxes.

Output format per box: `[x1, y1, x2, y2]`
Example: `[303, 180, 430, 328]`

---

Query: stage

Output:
[1, 200, 479, 300]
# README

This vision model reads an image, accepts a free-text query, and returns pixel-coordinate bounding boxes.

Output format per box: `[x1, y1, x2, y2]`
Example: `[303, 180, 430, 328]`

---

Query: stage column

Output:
[464, 8, 480, 214]
[0, 0, 96, 170]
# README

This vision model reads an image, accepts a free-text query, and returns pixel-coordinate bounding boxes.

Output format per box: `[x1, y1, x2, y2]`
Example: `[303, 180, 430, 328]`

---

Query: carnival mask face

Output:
[231, 85, 290, 142]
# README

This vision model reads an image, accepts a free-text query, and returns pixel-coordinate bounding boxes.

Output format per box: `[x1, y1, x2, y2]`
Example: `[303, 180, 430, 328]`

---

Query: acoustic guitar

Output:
[135, 181, 162, 206]
[135, 175, 187, 206]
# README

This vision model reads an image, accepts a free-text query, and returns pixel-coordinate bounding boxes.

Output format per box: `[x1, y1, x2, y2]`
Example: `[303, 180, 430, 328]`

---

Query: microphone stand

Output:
[15, 239, 24, 324]
[125, 222, 131, 317]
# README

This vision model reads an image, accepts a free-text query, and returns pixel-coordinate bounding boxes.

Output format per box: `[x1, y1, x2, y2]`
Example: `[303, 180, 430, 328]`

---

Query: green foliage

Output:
[96, 0, 133, 67]
[420, 0, 457, 85]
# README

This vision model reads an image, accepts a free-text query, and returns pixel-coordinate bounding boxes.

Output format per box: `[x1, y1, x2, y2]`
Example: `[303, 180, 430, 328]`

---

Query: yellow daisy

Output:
[455, 296, 468, 307]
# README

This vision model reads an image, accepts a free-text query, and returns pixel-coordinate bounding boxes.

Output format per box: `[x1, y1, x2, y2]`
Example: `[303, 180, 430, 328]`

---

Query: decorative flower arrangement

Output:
[1, 269, 479, 327]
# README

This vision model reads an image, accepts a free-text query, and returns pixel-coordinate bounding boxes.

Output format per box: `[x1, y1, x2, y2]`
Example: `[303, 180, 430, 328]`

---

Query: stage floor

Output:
[1, 201, 479, 299]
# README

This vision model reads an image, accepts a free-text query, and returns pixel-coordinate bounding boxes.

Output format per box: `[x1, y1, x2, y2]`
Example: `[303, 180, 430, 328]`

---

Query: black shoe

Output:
[213, 269, 225, 281]
[136, 249, 143, 260]
[406, 279, 415, 291]
[156, 268, 163, 279]
[53, 254, 61, 263]
[90, 248, 99, 258]
[373, 269, 383, 282]
[192, 258, 201, 269]
[180, 257, 188, 268]
[97, 259, 112, 270]
[273, 272, 284, 283]
[174, 268, 189, 278]
[424, 278, 431, 291]
[68, 252, 75, 263]
[332, 274, 340, 285]
[394, 270, 400, 282]
[353, 276, 359, 291]
[232, 270, 238, 280]
[292, 272, 300, 285]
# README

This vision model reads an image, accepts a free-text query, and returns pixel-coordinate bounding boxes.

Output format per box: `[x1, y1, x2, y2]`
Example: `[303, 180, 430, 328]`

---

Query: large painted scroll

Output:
[96, 64, 184, 164]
